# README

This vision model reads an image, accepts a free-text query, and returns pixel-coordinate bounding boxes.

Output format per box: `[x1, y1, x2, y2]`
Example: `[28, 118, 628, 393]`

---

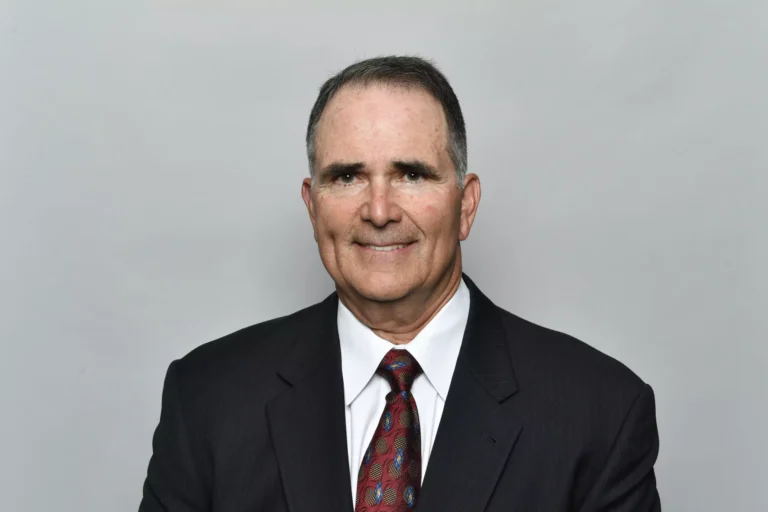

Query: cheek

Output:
[421, 204, 443, 229]
[315, 196, 358, 239]
[416, 198, 461, 238]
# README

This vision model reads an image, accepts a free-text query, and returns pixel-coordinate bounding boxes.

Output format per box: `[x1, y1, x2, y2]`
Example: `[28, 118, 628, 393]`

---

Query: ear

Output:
[301, 177, 318, 242]
[458, 173, 481, 241]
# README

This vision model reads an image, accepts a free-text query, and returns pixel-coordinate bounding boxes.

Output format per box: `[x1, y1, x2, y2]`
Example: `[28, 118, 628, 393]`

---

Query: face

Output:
[302, 84, 479, 303]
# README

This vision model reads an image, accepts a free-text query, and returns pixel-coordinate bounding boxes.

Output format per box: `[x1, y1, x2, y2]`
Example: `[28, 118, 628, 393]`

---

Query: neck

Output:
[338, 251, 464, 345]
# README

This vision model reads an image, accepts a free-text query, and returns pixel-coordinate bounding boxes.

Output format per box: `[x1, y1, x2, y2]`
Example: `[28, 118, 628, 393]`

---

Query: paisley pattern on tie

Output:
[356, 350, 423, 511]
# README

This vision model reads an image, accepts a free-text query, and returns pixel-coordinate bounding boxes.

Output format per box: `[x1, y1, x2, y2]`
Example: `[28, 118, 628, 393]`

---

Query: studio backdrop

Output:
[1, 1, 765, 510]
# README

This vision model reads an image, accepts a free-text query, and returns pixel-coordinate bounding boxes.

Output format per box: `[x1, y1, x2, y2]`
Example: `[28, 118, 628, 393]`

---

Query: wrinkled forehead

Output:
[313, 83, 451, 169]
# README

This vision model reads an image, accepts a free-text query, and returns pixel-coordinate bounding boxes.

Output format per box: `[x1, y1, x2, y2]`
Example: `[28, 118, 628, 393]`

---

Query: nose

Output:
[360, 177, 402, 228]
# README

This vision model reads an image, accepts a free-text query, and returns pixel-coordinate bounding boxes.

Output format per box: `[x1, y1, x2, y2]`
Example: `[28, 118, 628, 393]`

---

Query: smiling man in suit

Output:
[140, 56, 661, 511]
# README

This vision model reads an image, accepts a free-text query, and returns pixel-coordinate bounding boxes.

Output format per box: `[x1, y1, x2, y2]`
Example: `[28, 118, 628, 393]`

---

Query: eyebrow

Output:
[318, 159, 441, 180]
[391, 160, 440, 179]
[318, 161, 365, 180]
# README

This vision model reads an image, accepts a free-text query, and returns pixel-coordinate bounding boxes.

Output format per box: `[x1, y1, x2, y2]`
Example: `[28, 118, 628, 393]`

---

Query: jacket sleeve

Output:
[579, 383, 662, 511]
[139, 361, 210, 512]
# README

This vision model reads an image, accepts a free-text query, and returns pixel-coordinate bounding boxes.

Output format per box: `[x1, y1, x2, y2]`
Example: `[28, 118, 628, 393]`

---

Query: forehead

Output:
[314, 84, 449, 168]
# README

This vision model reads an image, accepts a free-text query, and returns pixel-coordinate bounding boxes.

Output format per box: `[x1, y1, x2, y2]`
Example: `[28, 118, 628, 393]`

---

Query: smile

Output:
[357, 242, 415, 253]
[364, 244, 410, 251]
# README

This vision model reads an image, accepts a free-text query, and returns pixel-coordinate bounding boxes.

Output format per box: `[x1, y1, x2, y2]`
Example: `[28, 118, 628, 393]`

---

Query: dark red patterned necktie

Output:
[355, 349, 423, 511]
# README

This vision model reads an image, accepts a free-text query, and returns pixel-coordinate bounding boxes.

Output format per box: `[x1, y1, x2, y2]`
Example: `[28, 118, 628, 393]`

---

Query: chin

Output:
[350, 272, 417, 303]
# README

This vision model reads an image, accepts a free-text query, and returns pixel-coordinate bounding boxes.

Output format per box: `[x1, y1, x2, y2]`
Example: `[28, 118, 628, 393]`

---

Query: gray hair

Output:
[305, 56, 467, 187]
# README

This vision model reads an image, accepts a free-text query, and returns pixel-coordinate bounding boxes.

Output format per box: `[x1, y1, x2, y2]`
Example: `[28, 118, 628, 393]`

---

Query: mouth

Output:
[355, 241, 416, 252]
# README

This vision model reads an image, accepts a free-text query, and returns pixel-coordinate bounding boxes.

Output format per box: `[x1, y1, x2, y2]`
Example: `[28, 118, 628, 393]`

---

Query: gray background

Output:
[2, 0, 766, 510]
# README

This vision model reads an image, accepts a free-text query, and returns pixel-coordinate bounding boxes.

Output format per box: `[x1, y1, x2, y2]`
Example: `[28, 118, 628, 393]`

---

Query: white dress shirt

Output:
[337, 278, 470, 506]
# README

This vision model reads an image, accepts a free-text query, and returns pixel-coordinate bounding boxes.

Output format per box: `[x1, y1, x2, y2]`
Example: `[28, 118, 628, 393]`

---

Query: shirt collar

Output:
[337, 278, 470, 405]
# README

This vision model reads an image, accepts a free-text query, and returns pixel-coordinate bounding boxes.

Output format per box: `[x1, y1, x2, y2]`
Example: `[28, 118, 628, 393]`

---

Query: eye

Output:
[335, 173, 357, 185]
[404, 171, 425, 183]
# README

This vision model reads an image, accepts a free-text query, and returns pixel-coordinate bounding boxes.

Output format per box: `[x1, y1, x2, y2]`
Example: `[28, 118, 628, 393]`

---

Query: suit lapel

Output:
[266, 293, 354, 512]
[417, 275, 522, 512]
[265, 276, 520, 512]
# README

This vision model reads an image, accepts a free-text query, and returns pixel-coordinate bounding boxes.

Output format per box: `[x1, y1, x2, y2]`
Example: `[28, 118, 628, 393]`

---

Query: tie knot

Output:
[377, 349, 422, 393]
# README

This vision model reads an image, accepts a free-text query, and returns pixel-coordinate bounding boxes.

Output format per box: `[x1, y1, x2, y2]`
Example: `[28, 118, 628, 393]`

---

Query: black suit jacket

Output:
[140, 275, 661, 511]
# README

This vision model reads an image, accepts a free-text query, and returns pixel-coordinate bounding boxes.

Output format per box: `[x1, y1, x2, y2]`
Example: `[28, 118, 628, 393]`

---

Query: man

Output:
[140, 56, 661, 511]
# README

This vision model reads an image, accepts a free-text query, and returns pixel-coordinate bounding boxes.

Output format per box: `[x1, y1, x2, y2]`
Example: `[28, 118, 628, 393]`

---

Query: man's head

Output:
[301, 56, 480, 309]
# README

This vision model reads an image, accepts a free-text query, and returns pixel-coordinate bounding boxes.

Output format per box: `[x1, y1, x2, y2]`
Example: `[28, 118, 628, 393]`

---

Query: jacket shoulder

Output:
[498, 306, 648, 400]
[171, 296, 334, 397]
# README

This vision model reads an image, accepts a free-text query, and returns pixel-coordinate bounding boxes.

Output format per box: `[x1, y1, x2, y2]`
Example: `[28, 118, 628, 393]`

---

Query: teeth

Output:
[365, 244, 409, 251]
